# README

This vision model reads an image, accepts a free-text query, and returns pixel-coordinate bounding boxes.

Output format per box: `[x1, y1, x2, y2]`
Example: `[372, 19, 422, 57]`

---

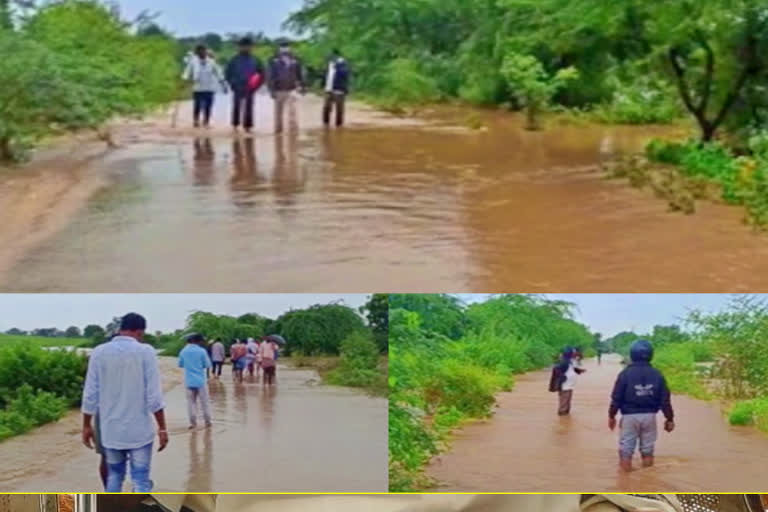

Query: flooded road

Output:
[0, 358, 387, 492]
[427, 355, 768, 492]
[4, 95, 768, 291]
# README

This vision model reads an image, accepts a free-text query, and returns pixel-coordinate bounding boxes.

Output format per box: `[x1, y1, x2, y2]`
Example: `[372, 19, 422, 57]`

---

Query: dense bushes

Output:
[276, 304, 368, 356]
[325, 331, 387, 394]
[0, 0, 179, 161]
[0, 344, 87, 441]
[388, 294, 593, 491]
[645, 136, 768, 228]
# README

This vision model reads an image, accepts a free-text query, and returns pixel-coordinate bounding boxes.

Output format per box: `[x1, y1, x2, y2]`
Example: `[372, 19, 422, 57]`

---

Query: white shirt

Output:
[325, 60, 337, 93]
[561, 360, 580, 391]
[183, 56, 225, 93]
[81, 336, 165, 449]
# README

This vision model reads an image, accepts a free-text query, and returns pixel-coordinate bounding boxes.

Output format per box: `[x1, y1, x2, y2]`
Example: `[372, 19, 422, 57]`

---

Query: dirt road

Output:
[4, 95, 768, 291]
[0, 357, 387, 492]
[427, 355, 768, 492]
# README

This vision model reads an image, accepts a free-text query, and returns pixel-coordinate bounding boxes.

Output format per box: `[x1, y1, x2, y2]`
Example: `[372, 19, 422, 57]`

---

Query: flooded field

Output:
[427, 355, 768, 492]
[0, 358, 387, 492]
[3, 95, 768, 291]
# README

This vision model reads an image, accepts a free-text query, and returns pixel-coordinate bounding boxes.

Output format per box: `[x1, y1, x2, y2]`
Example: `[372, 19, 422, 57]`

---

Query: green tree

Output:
[64, 326, 81, 338]
[361, 293, 389, 352]
[83, 324, 104, 339]
[501, 53, 579, 129]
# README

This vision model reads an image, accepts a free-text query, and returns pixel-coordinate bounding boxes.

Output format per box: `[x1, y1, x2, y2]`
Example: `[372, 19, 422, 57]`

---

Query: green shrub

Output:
[326, 332, 387, 395]
[729, 400, 756, 426]
[594, 78, 680, 124]
[366, 58, 442, 110]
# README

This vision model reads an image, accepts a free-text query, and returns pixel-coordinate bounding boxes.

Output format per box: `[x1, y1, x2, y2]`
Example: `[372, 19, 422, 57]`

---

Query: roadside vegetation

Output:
[388, 294, 594, 491]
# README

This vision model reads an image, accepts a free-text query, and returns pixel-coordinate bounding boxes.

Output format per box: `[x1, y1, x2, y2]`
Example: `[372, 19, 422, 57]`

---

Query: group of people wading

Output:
[181, 38, 350, 132]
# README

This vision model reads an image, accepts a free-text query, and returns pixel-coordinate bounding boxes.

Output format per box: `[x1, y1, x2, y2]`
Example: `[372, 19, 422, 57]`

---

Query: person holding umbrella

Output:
[259, 335, 284, 386]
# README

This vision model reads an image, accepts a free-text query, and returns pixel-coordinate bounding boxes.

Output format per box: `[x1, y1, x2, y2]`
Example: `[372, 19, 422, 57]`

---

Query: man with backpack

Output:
[609, 339, 675, 472]
[225, 37, 265, 133]
[322, 49, 350, 127]
[549, 347, 586, 416]
[267, 41, 306, 134]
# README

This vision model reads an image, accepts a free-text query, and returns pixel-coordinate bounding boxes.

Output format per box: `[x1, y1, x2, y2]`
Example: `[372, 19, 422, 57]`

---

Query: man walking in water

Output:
[550, 347, 586, 416]
[609, 339, 675, 472]
[81, 313, 168, 492]
[210, 338, 225, 379]
[182, 44, 228, 128]
[268, 41, 306, 134]
[179, 333, 213, 430]
[322, 48, 350, 127]
[225, 37, 264, 133]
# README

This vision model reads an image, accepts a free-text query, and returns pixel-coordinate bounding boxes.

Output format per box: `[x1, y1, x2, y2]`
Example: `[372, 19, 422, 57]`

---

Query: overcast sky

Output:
[0, 294, 369, 332]
[116, 0, 304, 37]
[458, 294, 768, 338]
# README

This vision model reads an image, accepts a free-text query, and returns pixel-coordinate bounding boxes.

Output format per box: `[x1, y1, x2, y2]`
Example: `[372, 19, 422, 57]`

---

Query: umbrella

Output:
[265, 334, 286, 345]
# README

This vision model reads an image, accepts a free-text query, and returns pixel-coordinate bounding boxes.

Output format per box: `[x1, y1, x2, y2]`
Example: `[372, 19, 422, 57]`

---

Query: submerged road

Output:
[428, 355, 768, 492]
[3, 95, 768, 291]
[0, 359, 387, 492]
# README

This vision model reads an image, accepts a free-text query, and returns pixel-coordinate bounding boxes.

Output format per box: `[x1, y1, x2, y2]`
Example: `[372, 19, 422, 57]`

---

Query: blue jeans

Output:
[104, 442, 154, 492]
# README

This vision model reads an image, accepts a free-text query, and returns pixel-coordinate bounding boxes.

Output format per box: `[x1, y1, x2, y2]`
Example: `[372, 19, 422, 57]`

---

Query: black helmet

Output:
[630, 339, 653, 362]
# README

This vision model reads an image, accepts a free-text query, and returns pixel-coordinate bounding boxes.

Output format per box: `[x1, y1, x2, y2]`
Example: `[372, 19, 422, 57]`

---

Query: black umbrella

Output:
[265, 334, 286, 345]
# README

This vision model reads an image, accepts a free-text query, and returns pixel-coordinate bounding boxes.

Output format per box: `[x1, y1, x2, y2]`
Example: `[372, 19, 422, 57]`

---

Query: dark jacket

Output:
[225, 53, 264, 94]
[326, 57, 350, 93]
[609, 362, 674, 420]
[268, 54, 305, 92]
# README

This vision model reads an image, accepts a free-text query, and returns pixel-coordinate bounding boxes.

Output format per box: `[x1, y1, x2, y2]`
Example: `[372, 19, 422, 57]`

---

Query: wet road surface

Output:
[0, 359, 387, 492]
[4, 95, 768, 291]
[427, 355, 768, 492]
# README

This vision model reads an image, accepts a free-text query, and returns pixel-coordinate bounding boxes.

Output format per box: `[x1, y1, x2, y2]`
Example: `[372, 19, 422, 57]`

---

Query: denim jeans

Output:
[104, 442, 154, 492]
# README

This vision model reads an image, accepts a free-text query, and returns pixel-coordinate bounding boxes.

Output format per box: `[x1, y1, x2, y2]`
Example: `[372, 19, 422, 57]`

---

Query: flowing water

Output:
[3, 95, 768, 291]
[0, 360, 387, 492]
[427, 354, 768, 492]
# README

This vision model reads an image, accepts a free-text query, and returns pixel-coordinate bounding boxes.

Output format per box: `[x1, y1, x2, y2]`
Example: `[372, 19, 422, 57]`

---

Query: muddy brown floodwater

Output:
[427, 354, 768, 492]
[4, 94, 768, 291]
[0, 359, 387, 492]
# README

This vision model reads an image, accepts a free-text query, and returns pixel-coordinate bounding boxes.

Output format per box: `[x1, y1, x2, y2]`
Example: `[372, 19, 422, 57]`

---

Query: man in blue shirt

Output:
[81, 313, 168, 492]
[179, 333, 213, 429]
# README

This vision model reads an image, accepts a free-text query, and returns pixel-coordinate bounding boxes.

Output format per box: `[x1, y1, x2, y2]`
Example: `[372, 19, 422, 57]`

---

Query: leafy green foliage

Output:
[274, 303, 367, 356]
[0, 344, 87, 441]
[501, 53, 578, 129]
[0, 334, 86, 348]
[0, 0, 179, 161]
[325, 331, 387, 394]
[361, 294, 389, 353]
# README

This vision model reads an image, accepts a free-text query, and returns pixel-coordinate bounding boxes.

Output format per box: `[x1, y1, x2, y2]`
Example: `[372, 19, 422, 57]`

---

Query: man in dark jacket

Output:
[322, 49, 350, 127]
[267, 42, 306, 133]
[609, 339, 675, 472]
[225, 37, 264, 132]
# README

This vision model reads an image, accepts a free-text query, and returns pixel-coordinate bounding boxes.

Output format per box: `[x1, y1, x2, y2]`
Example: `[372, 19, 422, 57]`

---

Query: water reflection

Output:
[186, 427, 213, 492]
[230, 137, 258, 187]
[192, 138, 215, 186]
[273, 133, 303, 208]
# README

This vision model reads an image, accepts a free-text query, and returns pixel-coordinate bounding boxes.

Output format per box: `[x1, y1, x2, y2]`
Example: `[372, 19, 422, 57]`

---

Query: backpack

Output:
[549, 365, 565, 392]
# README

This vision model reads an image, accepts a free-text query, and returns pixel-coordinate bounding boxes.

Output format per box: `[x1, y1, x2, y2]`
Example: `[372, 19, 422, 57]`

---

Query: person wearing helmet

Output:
[178, 333, 213, 429]
[550, 346, 587, 416]
[609, 339, 675, 472]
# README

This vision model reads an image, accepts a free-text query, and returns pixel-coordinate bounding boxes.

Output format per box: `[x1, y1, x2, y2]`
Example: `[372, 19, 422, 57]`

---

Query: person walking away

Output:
[225, 38, 264, 133]
[268, 42, 306, 134]
[81, 313, 168, 492]
[246, 337, 260, 378]
[183, 45, 228, 128]
[549, 347, 586, 416]
[230, 338, 248, 383]
[260, 337, 279, 386]
[210, 338, 225, 379]
[323, 49, 350, 127]
[178, 333, 213, 429]
[609, 339, 675, 472]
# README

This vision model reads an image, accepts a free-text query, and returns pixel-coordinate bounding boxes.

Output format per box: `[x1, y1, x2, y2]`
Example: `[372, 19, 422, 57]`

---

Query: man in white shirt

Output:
[81, 313, 168, 492]
[182, 44, 228, 128]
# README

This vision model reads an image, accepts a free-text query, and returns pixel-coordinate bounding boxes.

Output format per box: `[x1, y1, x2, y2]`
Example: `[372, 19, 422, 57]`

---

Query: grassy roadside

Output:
[285, 354, 388, 397]
[0, 334, 88, 348]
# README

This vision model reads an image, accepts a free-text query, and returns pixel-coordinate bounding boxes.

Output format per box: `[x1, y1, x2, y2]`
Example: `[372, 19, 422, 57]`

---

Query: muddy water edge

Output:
[3, 96, 768, 291]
